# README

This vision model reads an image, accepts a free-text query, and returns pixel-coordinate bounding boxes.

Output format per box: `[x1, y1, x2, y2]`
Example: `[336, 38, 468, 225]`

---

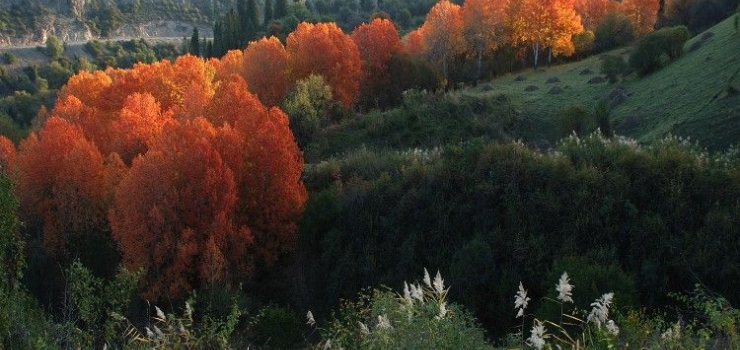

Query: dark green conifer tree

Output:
[190, 27, 200, 56]
[237, 0, 255, 45]
[247, 0, 260, 29]
[275, 0, 289, 19]
[213, 21, 224, 56]
[265, 0, 274, 23]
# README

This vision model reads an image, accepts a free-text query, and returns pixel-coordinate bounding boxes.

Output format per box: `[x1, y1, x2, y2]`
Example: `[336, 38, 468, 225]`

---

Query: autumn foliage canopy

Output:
[0, 0, 664, 300]
[5, 55, 307, 299]
[287, 22, 362, 108]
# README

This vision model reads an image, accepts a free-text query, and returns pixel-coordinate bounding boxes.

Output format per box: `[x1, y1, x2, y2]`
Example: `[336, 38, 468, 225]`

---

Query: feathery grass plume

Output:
[606, 319, 620, 336]
[661, 321, 681, 340]
[587, 292, 614, 328]
[433, 270, 446, 295]
[403, 282, 412, 304]
[435, 301, 449, 320]
[359, 321, 370, 335]
[307, 310, 316, 327]
[526, 319, 549, 350]
[155, 306, 166, 322]
[184, 302, 193, 319]
[153, 324, 164, 340]
[410, 283, 424, 303]
[117, 300, 238, 347]
[556, 272, 574, 303]
[145, 326, 154, 339]
[377, 314, 392, 330]
[323, 338, 332, 349]
[423, 268, 432, 288]
[515, 282, 530, 318]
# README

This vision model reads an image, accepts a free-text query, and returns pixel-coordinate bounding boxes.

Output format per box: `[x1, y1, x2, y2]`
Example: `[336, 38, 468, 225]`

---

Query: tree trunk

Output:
[532, 40, 539, 69]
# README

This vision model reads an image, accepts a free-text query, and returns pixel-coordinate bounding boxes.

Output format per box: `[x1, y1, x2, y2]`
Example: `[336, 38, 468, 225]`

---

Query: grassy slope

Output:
[617, 17, 740, 150]
[315, 16, 740, 163]
[467, 16, 740, 151]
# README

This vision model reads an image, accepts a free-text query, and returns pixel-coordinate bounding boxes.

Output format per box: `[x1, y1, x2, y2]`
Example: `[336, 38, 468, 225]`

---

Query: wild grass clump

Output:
[311, 269, 492, 350]
[115, 298, 242, 349]
[512, 272, 620, 349]
[512, 272, 740, 349]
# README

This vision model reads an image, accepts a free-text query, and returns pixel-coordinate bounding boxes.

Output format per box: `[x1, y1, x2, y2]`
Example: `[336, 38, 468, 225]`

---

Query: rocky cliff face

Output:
[0, 0, 223, 46]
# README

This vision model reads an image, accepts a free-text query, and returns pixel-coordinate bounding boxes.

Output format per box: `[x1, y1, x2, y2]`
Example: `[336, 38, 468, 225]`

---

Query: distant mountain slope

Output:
[0, 0, 231, 46]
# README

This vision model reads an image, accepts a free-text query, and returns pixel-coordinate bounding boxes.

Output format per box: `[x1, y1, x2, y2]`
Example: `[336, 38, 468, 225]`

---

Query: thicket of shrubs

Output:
[297, 132, 740, 338]
[303, 90, 525, 162]
[594, 13, 636, 52]
[1, 116, 740, 347]
[600, 55, 628, 83]
[0, 39, 182, 144]
[84, 39, 180, 68]
[629, 25, 690, 76]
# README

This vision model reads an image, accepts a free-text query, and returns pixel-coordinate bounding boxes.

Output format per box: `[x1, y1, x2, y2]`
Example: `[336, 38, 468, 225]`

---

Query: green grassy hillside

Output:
[465, 16, 740, 151]
[614, 17, 740, 150]
[308, 16, 739, 165]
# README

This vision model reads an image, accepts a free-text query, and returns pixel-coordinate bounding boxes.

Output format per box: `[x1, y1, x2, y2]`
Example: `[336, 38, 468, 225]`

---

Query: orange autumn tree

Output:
[575, 0, 619, 31]
[0, 136, 16, 172]
[513, 0, 583, 68]
[550, 0, 585, 59]
[461, 0, 506, 79]
[16, 117, 124, 258]
[13, 52, 306, 298]
[55, 55, 214, 163]
[620, 0, 660, 36]
[110, 93, 174, 164]
[207, 75, 307, 266]
[287, 22, 362, 108]
[351, 18, 402, 109]
[210, 49, 244, 81]
[108, 73, 307, 298]
[241, 36, 290, 107]
[109, 118, 244, 298]
[402, 28, 426, 56]
[420, 0, 465, 79]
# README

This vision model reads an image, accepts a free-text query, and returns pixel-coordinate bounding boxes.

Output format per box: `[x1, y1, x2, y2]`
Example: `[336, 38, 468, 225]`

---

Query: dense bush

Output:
[283, 75, 336, 148]
[250, 305, 305, 349]
[316, 270, 492, 349]
[385, 52, 443, 106]
[573, 30, 596, 57]
[557, 104, 595, 137]
[660, 0, 740, 32]
[298, 134, 740, 337]
[44, 36, 64, 59]
[594, 13, 636, 52]
[629, 26, 690, 76]
[601, 55, 628, 83]
[303, 91, 523, 162]
[0, 172, 56, 349]
[84, 39, 179, 68]
[56, 261, 139, 349]
[2, 52, 16, 65]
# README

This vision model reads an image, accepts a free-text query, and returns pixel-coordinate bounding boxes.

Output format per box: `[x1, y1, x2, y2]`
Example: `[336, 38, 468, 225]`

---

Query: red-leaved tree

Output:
[351, 19, 402, 108]
[286, 22, 362, 108]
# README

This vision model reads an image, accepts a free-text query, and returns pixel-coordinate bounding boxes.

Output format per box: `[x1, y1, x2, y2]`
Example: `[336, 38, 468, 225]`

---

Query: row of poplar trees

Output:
[192, 0, 291, 57]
